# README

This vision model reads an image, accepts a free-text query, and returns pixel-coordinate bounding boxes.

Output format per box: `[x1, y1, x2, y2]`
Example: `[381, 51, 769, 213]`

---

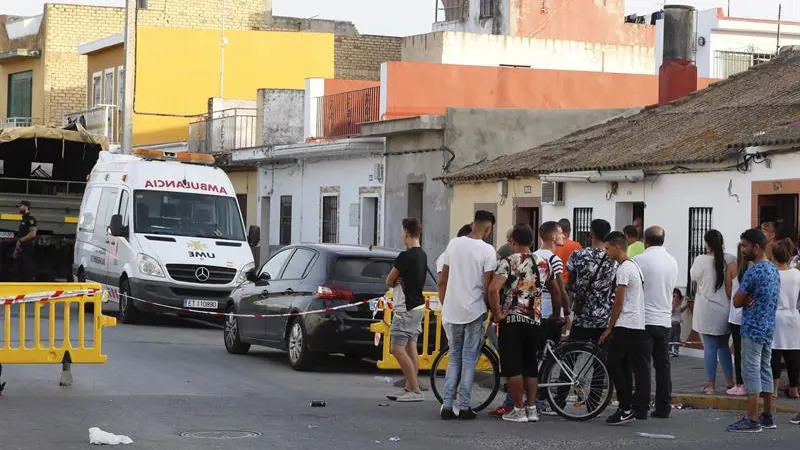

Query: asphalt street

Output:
[2, 305, 800, 449]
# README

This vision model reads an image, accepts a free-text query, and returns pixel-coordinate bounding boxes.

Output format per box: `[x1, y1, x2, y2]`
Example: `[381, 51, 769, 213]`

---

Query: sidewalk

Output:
[669, 353, 799, 413]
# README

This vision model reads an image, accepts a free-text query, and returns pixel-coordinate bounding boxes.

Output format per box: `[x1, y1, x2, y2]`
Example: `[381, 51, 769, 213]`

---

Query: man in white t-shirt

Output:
[437, 210, 498, 420]
[633, 225, 678, 419]
[599, 231, 652, 426]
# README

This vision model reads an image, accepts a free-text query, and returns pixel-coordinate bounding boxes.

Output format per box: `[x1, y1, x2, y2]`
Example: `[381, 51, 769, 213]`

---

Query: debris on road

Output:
[374, 376, 395, 384]
[389, 436, 401, 442]
[636, 432, 675, 440]
[89, 427, 133, 445]
[310, 400, 327, 407]
[307, 425, 319, 429]
[378, 402, 390, 407]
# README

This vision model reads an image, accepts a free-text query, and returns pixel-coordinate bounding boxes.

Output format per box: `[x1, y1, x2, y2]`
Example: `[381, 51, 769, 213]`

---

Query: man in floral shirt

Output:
[567, 219, 618, 344]
[488, 224, 562, 424]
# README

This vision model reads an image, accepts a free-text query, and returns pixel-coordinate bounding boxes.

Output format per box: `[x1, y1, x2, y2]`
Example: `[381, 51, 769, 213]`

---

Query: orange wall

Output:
[510, 0, 655, 46]
[382, 61, 715, 118]
[324, 79, 379, 95]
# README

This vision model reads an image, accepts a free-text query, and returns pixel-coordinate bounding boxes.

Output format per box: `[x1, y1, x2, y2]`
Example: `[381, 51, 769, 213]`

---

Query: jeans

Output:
[607, 327, 652, 413]
[731, 324, 744, 385]
[741, 336, 773, 394]
[646, 325, 672, 414]
[669, 323, 681, 354]
[442, 314, 486, 410]
[701, 333, 733, 382]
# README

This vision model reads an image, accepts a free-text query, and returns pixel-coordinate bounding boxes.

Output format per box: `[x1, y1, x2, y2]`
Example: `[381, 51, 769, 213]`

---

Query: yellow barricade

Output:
[0, 283, 117, 365]
[369, 291, 493, 371]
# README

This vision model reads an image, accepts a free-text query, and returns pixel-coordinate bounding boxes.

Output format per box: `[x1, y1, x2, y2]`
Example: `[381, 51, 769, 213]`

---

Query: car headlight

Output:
[237, 261, 255, 283]
[137, 253, 165, 278]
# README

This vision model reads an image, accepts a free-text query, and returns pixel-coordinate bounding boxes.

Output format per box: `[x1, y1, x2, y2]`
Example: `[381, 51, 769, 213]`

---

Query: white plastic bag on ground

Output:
[89, 427, 133, 445]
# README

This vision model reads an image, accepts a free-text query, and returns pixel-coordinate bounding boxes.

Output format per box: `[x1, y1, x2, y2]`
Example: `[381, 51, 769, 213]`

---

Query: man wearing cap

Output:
[15, 200, 37, 282]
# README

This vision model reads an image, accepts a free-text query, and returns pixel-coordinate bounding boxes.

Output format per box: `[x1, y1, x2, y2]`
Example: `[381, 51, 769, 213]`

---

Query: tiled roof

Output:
[440, 46, 800, 183]
[727, 120, 800, 149]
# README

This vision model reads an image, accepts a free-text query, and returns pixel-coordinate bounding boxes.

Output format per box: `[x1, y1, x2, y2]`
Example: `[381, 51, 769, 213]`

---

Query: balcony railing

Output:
[0, 117, 38, 128]
[189, 108, 258, 153]
[435, 0, 466, 22]
[314, 86, 380, 139]
[63, 105, 120, 144]
[712, 50, 774, 79]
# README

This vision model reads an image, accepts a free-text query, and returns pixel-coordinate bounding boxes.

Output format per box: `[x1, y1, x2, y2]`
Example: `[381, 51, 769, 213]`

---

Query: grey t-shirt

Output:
[497, 243, 514, 259]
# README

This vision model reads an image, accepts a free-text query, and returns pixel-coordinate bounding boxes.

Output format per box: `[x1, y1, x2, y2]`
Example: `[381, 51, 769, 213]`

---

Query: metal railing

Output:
[712, 50, 774, 79]
[0, 117, 38, 128]
[63, 105, 120, 144]
[314, 86, 380, 139]
[0, 177, 87, 197]
[435, 0, 467, 22]
[479, 0, 494, 18]
[188, 108, 258, 153]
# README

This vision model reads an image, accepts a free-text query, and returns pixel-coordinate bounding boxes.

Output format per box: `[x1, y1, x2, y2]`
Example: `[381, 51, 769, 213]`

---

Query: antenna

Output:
[776, 4, 782, 54]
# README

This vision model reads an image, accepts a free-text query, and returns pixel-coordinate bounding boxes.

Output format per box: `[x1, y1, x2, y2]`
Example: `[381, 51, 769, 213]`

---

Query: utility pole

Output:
[121, 0, 137, 154]
[776, 3, 782, 54]
[727, 0, 730, 17]
[220, 0, 226, 99]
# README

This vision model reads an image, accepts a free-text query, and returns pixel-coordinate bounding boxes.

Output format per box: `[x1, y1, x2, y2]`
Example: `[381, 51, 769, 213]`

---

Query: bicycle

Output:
[430, 319, 614, 421]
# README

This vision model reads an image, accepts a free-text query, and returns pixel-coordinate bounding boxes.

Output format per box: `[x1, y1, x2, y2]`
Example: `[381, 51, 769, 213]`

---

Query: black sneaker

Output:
[606, 409, 635, 426]
[440, 406, 457, 420]
[650, 410, 670, 419]
[634, 410, 648, 420]
[458, 408, 478, 420]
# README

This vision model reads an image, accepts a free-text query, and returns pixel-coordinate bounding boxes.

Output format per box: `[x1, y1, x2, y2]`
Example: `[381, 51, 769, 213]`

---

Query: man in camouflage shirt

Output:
[567, 219, 618, 344]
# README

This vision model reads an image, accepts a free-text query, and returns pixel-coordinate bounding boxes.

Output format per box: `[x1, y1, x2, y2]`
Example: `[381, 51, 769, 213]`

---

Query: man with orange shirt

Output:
[555, 218, 583, 284]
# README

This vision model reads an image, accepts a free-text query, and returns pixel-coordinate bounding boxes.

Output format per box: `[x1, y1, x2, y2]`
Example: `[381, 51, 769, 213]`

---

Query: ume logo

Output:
[189, 251, 216, 259]
[144, 180, 228, 194]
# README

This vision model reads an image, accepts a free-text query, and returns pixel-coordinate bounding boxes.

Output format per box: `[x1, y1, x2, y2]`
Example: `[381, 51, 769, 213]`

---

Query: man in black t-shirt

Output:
[15, 200, 37, 282]
[385, 217, 427, 402]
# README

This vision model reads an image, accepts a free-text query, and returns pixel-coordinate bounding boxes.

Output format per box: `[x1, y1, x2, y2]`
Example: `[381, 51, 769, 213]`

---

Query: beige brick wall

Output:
[334, 34, 402, 80]
[136, 0, 271, 30]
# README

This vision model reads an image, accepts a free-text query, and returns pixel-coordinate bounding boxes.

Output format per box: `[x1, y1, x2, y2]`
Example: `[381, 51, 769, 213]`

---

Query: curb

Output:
[672, 393, 799, 413]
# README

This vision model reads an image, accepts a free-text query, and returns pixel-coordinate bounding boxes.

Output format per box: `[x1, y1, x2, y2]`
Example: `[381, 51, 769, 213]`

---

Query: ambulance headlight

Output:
[137, 253, 165, 278]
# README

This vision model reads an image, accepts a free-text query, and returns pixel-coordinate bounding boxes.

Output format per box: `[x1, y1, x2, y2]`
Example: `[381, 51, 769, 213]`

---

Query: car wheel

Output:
[287, 319, 316, 371]
[224, 307, 250, 354]
[118, 279, 139, 324]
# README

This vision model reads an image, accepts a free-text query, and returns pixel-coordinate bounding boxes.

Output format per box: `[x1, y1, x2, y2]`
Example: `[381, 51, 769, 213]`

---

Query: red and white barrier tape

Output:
[0, 288, 101, 306]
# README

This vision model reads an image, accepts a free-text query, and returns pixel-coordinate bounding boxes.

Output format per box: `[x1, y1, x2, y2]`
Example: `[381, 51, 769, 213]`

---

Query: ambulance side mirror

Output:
[109, 214, 127, 238]
[247, 225, 261, 248]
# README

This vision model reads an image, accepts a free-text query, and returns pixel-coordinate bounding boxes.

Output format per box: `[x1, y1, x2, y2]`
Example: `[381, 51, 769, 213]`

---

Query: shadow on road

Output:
[248, 350, 390, 376]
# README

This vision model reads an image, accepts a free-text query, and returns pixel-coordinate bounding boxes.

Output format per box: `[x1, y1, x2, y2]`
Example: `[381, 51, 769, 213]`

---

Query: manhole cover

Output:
[180, 431, 261, 440]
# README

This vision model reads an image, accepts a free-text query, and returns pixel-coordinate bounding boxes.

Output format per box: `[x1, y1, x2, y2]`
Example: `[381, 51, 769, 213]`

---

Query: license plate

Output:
[0, 231, 13, 239]
[183, 299, 218, 309]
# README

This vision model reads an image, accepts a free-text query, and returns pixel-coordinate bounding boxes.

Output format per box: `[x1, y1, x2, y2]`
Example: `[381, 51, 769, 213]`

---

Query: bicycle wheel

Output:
[430, 344, 501, 412]
[540, 341, 613, 421]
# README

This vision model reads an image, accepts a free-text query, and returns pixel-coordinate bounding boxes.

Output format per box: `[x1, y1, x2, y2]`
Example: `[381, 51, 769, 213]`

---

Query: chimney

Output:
[658, 5, 697, 105]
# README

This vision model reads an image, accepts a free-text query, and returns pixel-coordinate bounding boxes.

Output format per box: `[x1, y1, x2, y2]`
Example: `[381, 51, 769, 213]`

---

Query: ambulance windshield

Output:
[133, 190, 245, 241]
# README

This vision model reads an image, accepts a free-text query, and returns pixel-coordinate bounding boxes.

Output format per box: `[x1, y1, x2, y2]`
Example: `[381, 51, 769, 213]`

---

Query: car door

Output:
[264, 248, 318, 341]
[237, 248, 293, 341]
[106, 189, 130, 281]
[94, 186, 118, 286]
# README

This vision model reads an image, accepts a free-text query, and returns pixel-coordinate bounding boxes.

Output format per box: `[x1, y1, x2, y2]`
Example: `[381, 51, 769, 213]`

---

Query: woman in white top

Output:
[690, 229, 735, 394]
[770, 238, 800, 399]
[725, 244, 749, 396]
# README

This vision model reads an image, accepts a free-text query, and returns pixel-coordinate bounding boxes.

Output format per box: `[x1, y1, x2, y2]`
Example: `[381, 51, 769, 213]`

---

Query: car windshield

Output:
[133, 190, 245, 241]
[333, 257, 438, 289]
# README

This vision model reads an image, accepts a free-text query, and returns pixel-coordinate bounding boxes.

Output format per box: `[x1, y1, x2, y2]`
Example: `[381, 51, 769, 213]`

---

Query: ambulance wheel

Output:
[118, 279, 139, 324]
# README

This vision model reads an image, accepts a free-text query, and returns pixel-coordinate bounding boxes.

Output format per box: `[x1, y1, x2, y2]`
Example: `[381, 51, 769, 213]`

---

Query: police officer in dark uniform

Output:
[15, 200, 37, 282]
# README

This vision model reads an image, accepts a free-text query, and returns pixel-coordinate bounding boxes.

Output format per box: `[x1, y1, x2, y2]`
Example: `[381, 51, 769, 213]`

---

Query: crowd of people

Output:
[382, 211, 800, 433]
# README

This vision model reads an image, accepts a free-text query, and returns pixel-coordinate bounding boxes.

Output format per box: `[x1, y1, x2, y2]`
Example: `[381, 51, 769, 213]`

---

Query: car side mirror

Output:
[245, 269, 258, 283]
[109, 214, 126, 238]
[255, 272, 271, 286]
[248, 225, 260, 247]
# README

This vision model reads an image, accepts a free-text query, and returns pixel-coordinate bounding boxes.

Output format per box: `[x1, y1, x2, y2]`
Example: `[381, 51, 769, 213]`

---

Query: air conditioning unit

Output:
[541, 181, 565, 205]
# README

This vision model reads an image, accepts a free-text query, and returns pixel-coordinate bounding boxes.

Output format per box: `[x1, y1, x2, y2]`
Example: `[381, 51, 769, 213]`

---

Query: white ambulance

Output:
[74, 149, 260, 324]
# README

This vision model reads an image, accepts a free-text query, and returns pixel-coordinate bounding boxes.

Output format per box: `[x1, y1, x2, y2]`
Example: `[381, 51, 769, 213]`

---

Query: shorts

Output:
[390, 308, 425, 346]
[498, 316, 542, 378]
[741, 335, 773, 395]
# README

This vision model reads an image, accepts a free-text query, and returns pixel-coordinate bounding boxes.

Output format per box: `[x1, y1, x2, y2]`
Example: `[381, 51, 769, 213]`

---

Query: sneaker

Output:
[537, 401, 558, 416]
[396, 391, 424, 402]
[605, 409, 635, 426]
[759, 413, 777, 429]
[440, 406, 457, 420]
[501, 407, 529, 423]
[488, 405, 513, 418]
[386, 389, 407, 401]
[726, 417, 762, 433]
[726, 385, 747, 397]
[650, 410, 670, 419]
[458, 408, 478, 420]
[525, 406, 540, 423]
[790, 413, 800, 425]
[634, 411, 649, 420]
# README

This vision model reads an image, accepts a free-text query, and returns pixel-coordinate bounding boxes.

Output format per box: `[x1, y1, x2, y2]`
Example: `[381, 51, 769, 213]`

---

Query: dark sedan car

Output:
[223, 243, 438, 370]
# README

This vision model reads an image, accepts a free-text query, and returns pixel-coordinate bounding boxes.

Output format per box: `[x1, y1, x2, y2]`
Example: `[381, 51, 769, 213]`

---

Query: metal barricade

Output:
[0, 283, 116, 373]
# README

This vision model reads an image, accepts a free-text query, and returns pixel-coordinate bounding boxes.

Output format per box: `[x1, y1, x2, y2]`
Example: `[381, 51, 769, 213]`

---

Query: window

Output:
[480, 0, 494, 18]
[322, 195, 339, 243]
[118, 190, 130, 227]
[260, 249, 293, 280]
[280, 195, 292, 245]
[281, 248, 316, 280]
[333, 256, 437, 287]
[8, 71, 33, 118]
[92, 72, 102, 107]
[133, 190, 246, 241]
[573, 207, 594, 248]
[117, 66, 125, 107]
[96, 187, 120, 231]
[236, 194, 247, 225]
[78, 187, 102, 232]
[687, 207, 713, 296]
[103, 69, 115, 105]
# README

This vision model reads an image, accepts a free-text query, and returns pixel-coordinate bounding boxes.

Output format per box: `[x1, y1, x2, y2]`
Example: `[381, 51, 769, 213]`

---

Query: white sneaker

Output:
[538, 402, 558, 416]
[526, 406, 540, 422]
[396, 391, 425, 402]
[502, 407, 529, 423]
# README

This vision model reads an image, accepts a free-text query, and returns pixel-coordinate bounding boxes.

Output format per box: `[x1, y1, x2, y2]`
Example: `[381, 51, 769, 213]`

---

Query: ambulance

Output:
[74, 149, 260, 324]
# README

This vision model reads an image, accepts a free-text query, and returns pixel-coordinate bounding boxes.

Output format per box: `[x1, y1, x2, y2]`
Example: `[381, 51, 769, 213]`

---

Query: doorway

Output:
[515, 207, 540, 249]
[759, 194, 799, 240]
[615, 202, 645, 233]
[360, 196, 379, 246]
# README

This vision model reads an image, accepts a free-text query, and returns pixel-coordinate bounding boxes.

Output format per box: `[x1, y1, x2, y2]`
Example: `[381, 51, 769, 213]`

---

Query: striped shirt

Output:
[534, 249, 563, 318]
